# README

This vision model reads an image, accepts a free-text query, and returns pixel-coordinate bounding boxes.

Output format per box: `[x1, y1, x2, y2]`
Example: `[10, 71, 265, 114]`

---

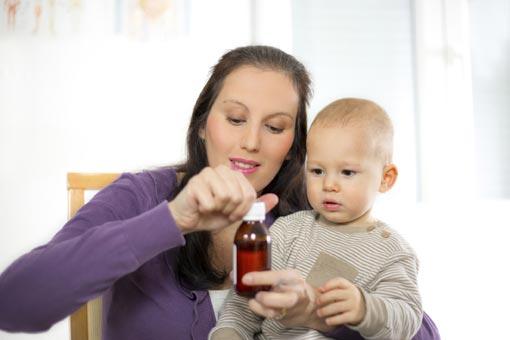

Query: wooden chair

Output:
[67, 172, 120, 340]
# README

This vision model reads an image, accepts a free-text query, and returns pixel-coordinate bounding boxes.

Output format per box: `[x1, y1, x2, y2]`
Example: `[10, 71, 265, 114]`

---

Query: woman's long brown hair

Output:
[173, 45, 312, 290]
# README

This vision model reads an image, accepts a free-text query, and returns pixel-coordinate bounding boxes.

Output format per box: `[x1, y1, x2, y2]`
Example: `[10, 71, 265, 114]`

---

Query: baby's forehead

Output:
[307, 123, 369, 140]
[306, 124, 388, 164]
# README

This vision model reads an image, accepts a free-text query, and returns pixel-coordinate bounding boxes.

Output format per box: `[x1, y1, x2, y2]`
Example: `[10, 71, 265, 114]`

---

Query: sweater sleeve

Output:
[0, 170, 185, 332]
[348, 252, 423, 340]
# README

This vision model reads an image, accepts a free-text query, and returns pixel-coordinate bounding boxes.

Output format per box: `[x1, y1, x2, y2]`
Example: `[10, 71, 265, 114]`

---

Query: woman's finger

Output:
[253, 290, 300, 309]
[200, 167, 233, 211]
[187, 175, 216, 213]
[258, 193, 279, 214]
[242, 269, 302, 287]
[248, 298, 280, 319]
[214, 166, 245, 216]
[228, 170, 257, 221]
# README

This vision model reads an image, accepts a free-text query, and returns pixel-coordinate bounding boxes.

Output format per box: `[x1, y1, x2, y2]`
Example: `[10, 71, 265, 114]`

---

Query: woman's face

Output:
[200, 66, 299, 193]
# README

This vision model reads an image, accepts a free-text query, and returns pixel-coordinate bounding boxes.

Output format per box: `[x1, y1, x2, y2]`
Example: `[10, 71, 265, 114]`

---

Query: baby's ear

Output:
[379, 163, 398, 193]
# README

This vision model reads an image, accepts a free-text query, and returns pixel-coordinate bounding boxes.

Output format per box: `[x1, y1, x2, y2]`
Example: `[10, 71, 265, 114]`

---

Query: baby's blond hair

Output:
[310, 98, 394, 163]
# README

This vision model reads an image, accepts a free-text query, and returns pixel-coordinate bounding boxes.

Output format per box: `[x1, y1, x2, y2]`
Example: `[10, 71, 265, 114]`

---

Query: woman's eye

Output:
[266, 124, 284, 134]
[227, 117, 245, 125]
[342, 170, 356, 177]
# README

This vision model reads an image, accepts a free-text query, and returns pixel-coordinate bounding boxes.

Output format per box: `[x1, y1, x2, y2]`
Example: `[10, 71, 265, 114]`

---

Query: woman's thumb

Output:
[257, 193, 279, 213]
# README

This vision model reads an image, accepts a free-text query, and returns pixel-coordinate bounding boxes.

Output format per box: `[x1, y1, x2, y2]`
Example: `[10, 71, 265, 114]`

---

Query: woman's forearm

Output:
[0, 202, 183, 332]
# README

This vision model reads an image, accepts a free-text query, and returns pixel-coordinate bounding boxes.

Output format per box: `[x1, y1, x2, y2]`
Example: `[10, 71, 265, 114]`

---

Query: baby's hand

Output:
[316, 277, 366, 326]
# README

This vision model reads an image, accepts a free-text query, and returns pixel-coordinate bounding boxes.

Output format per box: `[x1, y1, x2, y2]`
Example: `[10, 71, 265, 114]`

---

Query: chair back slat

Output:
[67, 173, 120, 340]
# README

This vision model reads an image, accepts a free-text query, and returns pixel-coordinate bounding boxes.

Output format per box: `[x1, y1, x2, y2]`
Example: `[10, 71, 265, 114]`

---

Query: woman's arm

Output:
[0, 171, 183, 332]
[0, 165, 276, 333]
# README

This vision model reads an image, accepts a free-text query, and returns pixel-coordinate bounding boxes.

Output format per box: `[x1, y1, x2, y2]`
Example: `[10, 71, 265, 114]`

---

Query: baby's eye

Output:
[265, 124, 284, 134]
[227, 117, 245, 125]
[309, 168, 324, 176]
[342, 169, 356, 177]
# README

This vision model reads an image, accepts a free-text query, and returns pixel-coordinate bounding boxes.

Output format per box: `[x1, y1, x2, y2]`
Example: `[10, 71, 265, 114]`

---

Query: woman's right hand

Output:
[243, 269, 334, 332]
[168, 165, 277, 233]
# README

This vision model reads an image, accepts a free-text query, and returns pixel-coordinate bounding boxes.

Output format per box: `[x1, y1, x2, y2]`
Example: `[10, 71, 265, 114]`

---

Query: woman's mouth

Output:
[230, 158, 260, 175]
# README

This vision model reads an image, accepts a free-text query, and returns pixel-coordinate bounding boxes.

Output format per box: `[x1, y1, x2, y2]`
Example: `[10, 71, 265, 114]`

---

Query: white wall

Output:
[292, 0, 417, 206]
[470, 0, 510, 198]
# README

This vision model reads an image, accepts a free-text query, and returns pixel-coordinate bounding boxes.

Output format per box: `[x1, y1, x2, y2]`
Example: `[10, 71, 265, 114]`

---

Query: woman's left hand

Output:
[242, 269, 333, 332]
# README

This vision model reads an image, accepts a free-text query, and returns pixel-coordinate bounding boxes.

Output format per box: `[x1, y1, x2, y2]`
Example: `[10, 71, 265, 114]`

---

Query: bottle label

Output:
[232, 244, 237, 285]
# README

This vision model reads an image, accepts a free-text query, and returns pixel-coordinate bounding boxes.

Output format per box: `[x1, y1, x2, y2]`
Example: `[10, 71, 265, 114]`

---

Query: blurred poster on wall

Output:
[115, 0, 189, 40]
[0, 0, 83, 36]
[0, 0, 189, 40]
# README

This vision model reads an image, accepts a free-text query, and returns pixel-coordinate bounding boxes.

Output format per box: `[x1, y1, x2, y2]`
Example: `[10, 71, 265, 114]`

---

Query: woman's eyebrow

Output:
[222, 99, 295, 120]
[266, 112, 295, 120]
[222, 99, 248, 110]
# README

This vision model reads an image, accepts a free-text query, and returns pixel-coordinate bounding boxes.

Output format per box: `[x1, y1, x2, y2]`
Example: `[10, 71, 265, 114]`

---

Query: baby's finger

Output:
[320, 277, 353, 293]
[316, 289, 349, 306]
[317, 300, 350, 318]
[325, 312, 356, 326]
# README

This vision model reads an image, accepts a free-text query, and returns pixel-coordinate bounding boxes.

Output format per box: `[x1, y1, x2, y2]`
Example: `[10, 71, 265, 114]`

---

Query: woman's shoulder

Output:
[115, 167, 178, 201]
[87, 167, 178, 218]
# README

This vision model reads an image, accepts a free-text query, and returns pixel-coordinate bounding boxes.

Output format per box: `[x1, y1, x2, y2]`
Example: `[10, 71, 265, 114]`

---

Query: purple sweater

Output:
[0, 168, 439, 340]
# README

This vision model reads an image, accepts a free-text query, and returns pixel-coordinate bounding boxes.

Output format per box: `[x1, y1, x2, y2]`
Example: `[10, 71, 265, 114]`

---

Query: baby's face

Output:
[306, 125, 385, 226]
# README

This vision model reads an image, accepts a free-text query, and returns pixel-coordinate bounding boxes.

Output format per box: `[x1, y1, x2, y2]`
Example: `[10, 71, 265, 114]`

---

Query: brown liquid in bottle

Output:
[234, 202, 271, 297]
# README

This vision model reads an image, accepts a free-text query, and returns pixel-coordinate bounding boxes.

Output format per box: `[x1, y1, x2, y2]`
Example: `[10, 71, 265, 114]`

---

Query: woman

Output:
[0, 46, 439, 339]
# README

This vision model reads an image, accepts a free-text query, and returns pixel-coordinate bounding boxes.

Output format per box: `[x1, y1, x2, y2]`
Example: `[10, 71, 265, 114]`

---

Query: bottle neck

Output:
[243, 219, 264, 224]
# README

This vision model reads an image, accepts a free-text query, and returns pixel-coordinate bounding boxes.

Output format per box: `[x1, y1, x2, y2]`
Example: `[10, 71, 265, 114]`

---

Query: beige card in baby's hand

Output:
[306, 252, 358, 287]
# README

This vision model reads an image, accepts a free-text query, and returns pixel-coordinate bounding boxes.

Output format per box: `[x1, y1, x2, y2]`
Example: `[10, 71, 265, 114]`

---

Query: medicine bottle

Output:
[233, 202, 271, 297]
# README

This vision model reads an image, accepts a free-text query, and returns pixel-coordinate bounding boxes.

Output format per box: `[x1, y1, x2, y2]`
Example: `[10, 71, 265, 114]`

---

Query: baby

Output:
[210, 98, 422, 339]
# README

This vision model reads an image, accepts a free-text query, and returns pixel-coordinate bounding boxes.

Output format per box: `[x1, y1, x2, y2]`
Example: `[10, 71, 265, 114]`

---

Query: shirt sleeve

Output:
[0, 171, 185, 332]
[348, 251, 423, 340]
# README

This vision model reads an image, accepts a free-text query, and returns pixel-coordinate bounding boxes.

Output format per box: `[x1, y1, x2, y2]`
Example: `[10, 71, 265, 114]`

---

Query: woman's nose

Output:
[241, 125, 261, 152]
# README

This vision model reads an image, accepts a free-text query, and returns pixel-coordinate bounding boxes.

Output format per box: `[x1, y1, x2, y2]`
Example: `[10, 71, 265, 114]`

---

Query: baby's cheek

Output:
[306, 185, 321, 210]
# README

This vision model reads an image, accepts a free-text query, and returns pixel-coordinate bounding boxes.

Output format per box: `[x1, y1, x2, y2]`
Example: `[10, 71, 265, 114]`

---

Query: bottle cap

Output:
[243, 202, 266, 221]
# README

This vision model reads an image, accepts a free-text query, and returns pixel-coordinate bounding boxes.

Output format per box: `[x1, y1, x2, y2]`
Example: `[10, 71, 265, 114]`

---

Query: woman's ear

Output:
[379, 163, 398, 193]
[198, 127, 205, 141]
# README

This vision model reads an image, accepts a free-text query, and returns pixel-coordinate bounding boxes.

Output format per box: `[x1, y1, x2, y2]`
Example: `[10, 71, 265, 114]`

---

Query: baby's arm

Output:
[317, 252, 422, 340]
[209, 289, 264, 340]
